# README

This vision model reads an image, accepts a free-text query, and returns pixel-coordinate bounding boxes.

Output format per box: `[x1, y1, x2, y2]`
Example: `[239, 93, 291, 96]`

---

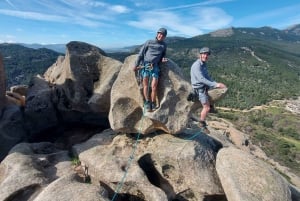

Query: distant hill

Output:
[19, 43, 139, 54]
[20, 43, 66, 54]
[284, 24, 300, 36]
[0, 43, 61, 88]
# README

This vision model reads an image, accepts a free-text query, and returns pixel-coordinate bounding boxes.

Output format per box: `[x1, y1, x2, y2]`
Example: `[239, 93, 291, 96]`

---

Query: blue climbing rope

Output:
[110, 132, 141, 201]
[167, 128, 206, 143]
[110, 65, 153, 201]
[110, 64, 205, 200]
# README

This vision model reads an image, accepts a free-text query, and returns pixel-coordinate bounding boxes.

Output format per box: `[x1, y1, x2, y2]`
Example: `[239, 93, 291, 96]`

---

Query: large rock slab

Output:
[0, 105, 27, 161]
[44, 41, 122, 115]
[0, 142, 72, 201]
[24, 76, 59, 138]
[109, 55, 228, 135]
[0, 141, 111, 200]
[73, 129, 225, 200]
[24, 41, 121, 139]
[109, 55, 196, 134]
[216, 146, 292, 201]
[33, 173, 109, 201]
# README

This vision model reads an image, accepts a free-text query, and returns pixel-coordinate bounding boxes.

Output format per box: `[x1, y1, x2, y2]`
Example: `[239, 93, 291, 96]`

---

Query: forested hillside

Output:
[0, 43, 61, 88]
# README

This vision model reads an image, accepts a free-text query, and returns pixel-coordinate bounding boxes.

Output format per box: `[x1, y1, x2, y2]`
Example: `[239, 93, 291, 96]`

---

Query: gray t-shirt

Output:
[135, 39, 167, 67]
[190, 59, 217, 90]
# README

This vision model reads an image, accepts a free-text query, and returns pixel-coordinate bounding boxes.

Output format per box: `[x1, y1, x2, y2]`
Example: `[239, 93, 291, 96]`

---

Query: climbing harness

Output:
[137, 63, 153, 88]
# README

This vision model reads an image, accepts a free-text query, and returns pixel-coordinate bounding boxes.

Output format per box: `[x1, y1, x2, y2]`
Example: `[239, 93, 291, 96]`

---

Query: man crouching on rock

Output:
[190, 47, 227, 133]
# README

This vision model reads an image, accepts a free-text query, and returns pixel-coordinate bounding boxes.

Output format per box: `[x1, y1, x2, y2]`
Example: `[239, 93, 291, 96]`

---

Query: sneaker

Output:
[151, 102, 157, 111]
[199, 120, 208, 127]
[144, 101, 151, 112]
[198, 121, 210, 134]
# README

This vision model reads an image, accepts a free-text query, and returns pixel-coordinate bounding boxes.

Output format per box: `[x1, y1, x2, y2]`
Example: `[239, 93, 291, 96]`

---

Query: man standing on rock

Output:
[190, 47, 227, 133]
[133, 28, 168, 112]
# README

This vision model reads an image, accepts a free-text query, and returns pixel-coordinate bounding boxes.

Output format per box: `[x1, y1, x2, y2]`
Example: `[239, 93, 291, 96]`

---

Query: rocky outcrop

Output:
[109, 55, 195, 134]
[0, 142, 75, 201]
[24, 41, 121, 139]
[10, 84, 28, 96]
[109, 55, 227, 135]
[210, 27, 234, 37]
[0, 105, 27, 161]
[1, 127, 299, 201]
[5, 91, 26, 106]
[24, 76, 59, 137]
[216, 146, 292, 201]
[0, 54, 27, 161]
[0, 55, 25, 108]
[73, 129, 225, 200]
[43, 41, 118, 114]
[285, 97, 300, 115]
[0, 41, 299, 201]
[6, 85, 28, 107]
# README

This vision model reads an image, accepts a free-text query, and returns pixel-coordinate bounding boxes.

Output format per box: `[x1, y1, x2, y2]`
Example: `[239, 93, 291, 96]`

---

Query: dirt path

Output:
[218, 97, 300, 115]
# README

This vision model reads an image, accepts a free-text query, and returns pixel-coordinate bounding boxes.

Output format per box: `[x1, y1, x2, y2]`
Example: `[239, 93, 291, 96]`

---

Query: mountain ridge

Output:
[6, 23, 300, 54]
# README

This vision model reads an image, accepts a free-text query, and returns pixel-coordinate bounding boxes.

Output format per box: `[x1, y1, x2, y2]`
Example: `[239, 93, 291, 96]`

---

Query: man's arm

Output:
[193, 65, 217, 88]
[133, 41, 149, 71]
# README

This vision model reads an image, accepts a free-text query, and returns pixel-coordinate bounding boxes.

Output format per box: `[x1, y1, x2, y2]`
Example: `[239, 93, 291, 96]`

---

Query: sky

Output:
[0, 0, 300, 49]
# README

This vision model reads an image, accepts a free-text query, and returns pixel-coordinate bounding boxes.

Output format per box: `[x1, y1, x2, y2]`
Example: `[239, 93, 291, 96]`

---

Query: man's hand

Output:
[216, 83, 226, 88]
[162, 57, 168, 62]
[132, 66, 139, 71]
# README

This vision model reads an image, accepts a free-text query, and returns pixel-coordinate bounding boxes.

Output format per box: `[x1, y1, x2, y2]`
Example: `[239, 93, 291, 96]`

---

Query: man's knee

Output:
[151, 84, 157, 91]
[203, 103, 210, 111]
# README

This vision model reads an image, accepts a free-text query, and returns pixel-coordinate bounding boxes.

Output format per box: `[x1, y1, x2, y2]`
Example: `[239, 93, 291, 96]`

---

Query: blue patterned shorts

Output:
[141, 63, 160, 79]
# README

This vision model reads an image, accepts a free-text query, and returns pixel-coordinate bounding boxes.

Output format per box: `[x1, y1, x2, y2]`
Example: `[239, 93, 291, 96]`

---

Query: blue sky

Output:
[0, 0, 300, 48]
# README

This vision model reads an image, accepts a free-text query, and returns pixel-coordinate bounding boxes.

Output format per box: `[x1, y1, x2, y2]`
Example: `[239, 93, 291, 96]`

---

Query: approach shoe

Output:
[151, 102, 157, 111]
[198, 121, 210, 134]
[144, 101, 151, 112]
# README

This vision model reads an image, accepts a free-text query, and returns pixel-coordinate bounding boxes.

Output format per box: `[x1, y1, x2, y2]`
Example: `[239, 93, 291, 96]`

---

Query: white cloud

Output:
[56, 0, 106, 8]
[110, 5, 131, 13]
[128, 7, 232, 37]
[0, 34, 16, 43]
[0, 9, 67, 22]
[0, 8, 104, 27]
[55, 0, 130, 14]
[154, 0, 234, 11]
[0, 1, 131, 28]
